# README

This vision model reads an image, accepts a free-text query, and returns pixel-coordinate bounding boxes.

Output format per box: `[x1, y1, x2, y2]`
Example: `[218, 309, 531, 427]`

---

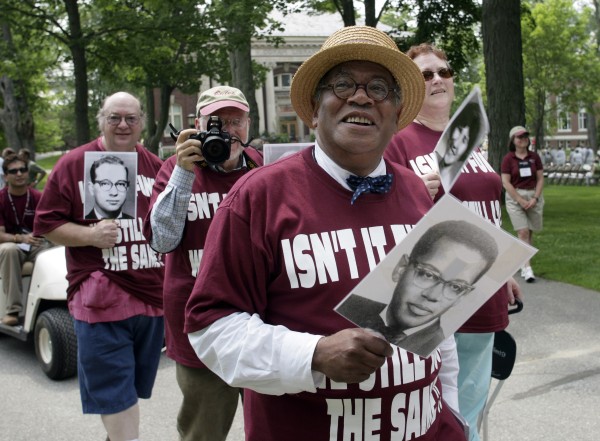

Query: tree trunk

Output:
[229, 41, 259, 141]
[0, 21, 35, 153]
[64, 0, 90, 146]
[146, 84, 174, 155]
[364, 0, 377, 27]
[339, 0, 356, 26]
[587, 111, 597, 151]
[144, 85, 157, 150]
[482, 0, 525, 172]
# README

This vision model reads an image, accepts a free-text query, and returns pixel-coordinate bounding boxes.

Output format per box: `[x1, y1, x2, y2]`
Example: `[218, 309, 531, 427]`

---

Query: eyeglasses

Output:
[6, 167, 28, 175]
[219, 117, 247, 129]
[421, 68, 454, 82]
[515, 133, 529, 140]
[94, 179, 129, 192]
[105, 114, 141, 126]
[410, 260, 474, 300]
[323, 77, 398, 102]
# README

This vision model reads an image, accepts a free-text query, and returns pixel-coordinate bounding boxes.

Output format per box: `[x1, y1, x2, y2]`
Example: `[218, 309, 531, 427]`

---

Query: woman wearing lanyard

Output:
[501, 126, 544, 283]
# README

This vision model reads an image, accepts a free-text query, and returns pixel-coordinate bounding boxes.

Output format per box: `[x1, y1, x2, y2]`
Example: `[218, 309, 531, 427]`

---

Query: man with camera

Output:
[143, 85, 262, 441]
[0, 155, 52, 326]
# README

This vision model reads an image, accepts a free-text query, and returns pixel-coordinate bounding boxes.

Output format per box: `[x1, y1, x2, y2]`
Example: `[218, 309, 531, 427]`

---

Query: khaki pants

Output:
[175, 362, 241, 441]
[0, 241, 53, 315]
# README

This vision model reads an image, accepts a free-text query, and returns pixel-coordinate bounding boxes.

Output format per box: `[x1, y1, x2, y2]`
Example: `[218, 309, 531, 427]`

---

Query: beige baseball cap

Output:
[509, 125, 529, 139]
[196, 86, 249, 116]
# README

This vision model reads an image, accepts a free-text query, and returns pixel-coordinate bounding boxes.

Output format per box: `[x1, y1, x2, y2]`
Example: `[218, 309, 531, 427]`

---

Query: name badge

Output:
[518, 160, 532, 178]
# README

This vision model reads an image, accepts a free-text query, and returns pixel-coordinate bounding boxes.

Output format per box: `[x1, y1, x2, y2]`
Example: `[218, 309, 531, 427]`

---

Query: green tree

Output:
[0, 9, 60, 154]
[91, 0, 228, 153]
[521, 0, 597, 150]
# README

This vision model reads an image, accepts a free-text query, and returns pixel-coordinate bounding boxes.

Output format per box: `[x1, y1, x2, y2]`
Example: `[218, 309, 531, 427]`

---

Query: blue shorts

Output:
[74, 315, 164, 414]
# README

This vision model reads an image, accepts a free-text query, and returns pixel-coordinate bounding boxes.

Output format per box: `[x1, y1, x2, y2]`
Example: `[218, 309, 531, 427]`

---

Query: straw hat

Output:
[290, 26, 425, 131]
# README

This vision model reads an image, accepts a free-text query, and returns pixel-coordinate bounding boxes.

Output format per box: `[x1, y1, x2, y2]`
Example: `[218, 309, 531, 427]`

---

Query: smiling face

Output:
[412, 53, 454, 118]
[88, 162, 129, 218]
[387, 238, 486, 330]
[312, 61, 401, 176]
[100, 92, 143, 152]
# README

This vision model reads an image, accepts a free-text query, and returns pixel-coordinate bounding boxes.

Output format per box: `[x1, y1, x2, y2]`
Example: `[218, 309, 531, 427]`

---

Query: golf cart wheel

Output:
[34, 308, 77, 380]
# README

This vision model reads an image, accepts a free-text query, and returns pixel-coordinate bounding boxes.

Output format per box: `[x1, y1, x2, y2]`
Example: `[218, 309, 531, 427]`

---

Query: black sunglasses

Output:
[6, 167, 28, 175]
[421, 67, 454, 81]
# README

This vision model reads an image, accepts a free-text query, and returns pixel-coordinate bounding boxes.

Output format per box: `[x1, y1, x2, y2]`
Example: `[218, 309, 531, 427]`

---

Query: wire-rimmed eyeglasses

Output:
[106, 114, 141, 126]
[94, 179, 129, 193]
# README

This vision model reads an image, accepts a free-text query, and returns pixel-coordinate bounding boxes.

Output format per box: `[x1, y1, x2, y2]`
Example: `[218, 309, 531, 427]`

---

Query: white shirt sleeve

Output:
[438, 334, 460, 413]
[188, 312, 325, 395]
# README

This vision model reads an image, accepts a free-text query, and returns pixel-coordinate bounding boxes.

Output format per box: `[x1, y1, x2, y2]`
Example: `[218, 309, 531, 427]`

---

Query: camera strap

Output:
[244, 151, 260, 170]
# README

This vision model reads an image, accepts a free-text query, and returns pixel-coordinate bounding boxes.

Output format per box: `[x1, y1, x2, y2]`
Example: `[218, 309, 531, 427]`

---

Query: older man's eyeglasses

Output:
[323, 77, 398, 102]
[421, 68, 454, 82]
[410, 260, 474, 300]
[106, 114, 141, 126]
[219, 117, 247, 129]
[7, 167, 28, 175]
[94, 179, 129, 192]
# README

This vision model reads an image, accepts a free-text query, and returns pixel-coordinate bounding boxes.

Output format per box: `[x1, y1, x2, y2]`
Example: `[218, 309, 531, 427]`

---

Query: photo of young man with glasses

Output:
[336, 219, 498, 357]
[85, 153, 136, 220]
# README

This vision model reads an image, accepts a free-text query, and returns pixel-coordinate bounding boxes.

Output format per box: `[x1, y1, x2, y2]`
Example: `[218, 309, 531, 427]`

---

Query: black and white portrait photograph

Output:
[83, 151, 137, 220]
[434, 86, 489, 192]
[335, 195, 536, 357]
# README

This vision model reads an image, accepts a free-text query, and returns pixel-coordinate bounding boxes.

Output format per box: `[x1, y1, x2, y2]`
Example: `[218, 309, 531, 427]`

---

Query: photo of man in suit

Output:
[336, 219, 498, 356]
[85, 154, 135, 220]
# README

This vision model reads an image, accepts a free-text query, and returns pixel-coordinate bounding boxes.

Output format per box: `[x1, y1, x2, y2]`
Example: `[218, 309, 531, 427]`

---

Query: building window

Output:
[557, 109, 571, 131]
[163, 104, 183, 135]
[274, 73, 292, 89]
[578, 109, 587, 131]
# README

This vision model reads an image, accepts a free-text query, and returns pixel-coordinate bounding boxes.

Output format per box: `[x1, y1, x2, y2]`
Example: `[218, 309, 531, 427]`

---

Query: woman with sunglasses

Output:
[501, 126, 544, 283]
[385, 43, 522, 441]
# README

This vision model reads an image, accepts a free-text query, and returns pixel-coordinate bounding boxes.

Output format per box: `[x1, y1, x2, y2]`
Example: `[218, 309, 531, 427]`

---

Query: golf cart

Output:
[0, 245, 77, 380]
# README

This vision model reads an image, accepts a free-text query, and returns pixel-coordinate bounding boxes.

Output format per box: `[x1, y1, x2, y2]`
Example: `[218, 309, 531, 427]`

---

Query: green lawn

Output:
[502, 185, 600, 291]
[37, 153, 600, 292]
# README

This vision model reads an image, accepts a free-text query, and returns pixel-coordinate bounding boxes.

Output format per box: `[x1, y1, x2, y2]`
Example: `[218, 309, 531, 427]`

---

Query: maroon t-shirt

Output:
[143, 148, 263, 368]
[185, 147, 465, 441]
[501, 150, 543, 190]
[0, 187, 42, 234]
[33, 138, 165, 308]
[386, 122, 509, 333]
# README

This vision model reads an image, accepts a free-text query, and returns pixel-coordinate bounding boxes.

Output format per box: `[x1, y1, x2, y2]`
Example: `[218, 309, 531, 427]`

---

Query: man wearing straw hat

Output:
[185, 26, 466, 440]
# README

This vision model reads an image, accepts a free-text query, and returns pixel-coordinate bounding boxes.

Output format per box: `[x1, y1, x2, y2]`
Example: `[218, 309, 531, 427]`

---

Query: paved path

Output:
[0, 277, 598, 440]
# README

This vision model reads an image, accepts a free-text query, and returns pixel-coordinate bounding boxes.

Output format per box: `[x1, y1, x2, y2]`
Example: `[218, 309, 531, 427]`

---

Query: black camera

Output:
[190, 116, 232, 165]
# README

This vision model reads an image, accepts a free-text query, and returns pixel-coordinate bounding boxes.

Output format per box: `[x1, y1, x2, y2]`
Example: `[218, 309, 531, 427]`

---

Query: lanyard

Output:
[7, 189, 31, 227]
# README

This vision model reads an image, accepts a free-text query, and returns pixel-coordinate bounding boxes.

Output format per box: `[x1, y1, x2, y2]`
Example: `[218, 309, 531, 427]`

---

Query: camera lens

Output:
[202, 136, 231, 165]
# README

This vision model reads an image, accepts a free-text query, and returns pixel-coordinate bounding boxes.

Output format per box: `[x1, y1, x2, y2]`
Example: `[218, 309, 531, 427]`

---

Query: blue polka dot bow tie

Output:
[346, 173, 394, 204]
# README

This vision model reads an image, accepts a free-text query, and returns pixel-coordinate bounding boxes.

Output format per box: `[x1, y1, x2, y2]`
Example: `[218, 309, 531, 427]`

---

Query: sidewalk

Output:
[483, 277, 600, 440]
[0, 277, 598, 440]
